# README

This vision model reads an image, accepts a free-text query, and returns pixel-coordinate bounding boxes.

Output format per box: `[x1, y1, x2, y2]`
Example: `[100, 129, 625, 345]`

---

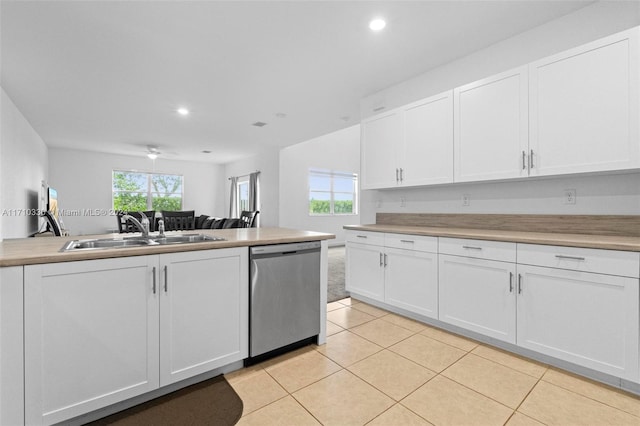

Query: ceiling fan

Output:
[146, 146, 161, 160]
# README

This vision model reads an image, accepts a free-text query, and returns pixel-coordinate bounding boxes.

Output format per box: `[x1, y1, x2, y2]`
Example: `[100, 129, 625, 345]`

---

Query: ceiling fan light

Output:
[147, 152, 158, 160]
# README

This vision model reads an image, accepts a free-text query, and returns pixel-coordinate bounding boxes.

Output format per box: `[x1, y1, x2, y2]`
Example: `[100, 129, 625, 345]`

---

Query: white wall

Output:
[48, 148, 225, 235]
[224, 149, 280, 227]
[359, 1, 640, 224]
[279, 125, 360, 245]
[0, 88, 49, 239]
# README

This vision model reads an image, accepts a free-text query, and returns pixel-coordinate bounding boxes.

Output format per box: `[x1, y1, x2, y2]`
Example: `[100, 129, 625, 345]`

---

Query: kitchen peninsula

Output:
[0, 227, 334, 426]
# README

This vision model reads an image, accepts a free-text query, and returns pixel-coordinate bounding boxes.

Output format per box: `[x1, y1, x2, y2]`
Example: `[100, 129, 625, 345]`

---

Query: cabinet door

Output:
[529, 28, 640, 176]
[454, 66, 529, 182]
[1, 267, 24, 426]
[439, 255, 516, 343]
[25, 256, 159, 425]
[517, 264, 639, 381]
[346, 242, 384, 301]
[160, 248, 248, 386]
[361, 111, 402, 189]
[402, 91, 454, 186]
[384, 248, 438, 319]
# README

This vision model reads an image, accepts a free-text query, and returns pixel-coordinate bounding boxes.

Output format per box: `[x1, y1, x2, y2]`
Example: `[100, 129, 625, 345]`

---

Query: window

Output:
[237, 179, 249, 213]
[309, 169, 358, 215]
[112, 171, 183, 211]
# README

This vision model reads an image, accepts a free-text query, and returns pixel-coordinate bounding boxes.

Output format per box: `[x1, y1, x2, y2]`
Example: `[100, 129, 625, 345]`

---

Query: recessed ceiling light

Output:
[177, 107, 190, 116]
[202, 150, 212, 154]
[369, 18, 386, 31]
[275, 112, 287, 119]
[252, 121, 267, 127]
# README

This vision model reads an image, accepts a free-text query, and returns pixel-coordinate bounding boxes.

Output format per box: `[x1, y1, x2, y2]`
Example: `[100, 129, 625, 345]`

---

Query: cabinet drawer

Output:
[517, 244, 640, 278]
[385, 233, 437, 253]
[345, 230, 385, 246]
[439, 237, 516, 263]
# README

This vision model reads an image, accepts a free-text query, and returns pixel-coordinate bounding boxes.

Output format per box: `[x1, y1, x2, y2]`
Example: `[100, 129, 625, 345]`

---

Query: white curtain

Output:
[229, 176, 238, 218]
[248, 172, 260, 227]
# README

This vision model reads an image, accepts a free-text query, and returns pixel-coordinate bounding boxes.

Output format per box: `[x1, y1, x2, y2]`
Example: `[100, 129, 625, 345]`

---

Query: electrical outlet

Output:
[400, 196, 406, 208]
[462, 194, 470, 206]
[564, 189, 576, 205]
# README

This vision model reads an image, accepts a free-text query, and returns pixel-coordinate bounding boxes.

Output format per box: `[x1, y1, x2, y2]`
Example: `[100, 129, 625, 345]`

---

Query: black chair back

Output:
[161, 210, 195, 231]
[239, 210, 259, 228]
[117, 211, 155, 233]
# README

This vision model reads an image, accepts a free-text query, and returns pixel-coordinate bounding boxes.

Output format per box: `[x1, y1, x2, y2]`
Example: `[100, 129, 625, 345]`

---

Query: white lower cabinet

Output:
[347, 230, 640, 385]
[25, 248, 248, 425]
[384, 247, 438, 319]
[1, 267, 25, 426]
[346, 231, 438, 319]
[160, 249, 248, 385]
[517, 264, 639, 381]
[439, 254, 517, 343]
[345, 241, 385, 301]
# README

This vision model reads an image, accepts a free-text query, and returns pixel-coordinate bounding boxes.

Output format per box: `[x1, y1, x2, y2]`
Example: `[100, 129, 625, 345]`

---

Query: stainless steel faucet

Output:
[122, 213, 150, 238]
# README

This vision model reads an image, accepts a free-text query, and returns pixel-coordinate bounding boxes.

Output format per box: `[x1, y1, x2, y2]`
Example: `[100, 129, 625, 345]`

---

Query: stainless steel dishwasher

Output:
[248, 241, 321, 363]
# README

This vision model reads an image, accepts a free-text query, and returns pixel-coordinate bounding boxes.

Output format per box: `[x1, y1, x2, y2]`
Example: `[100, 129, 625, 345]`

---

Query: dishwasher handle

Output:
[251, 241, 321, 259]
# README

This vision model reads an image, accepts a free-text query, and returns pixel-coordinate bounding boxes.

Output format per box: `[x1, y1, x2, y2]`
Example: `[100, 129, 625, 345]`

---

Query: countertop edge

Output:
[0, 228, 336, 267]
[343, 224, 640, 252]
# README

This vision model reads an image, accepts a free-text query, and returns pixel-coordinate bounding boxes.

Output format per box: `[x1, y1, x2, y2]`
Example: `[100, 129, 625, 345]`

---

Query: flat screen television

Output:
[47, 187, 59, 222]
[44, 187, 62, 236]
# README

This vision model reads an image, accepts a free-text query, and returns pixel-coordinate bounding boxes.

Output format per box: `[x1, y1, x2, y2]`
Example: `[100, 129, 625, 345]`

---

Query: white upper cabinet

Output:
[361, 91, 454, 190]
[402, 91, 454, 186]
[361, 111, 403, 189]
[454, 66, 529, 182]
[529, 27, 640, 176]
[361, 26, 640, 189]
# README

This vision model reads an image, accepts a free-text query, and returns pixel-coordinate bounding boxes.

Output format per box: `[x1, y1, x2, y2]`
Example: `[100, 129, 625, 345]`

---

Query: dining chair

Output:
[161, 210, 196, 231]
[239, 210, 259, 228]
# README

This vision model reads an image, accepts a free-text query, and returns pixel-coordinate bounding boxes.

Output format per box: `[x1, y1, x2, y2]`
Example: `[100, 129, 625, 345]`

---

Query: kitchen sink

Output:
[154, 234, 222, 244]
[60, 234, 225, 252]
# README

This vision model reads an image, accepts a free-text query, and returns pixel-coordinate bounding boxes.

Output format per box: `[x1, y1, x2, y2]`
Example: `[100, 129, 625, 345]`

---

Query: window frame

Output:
[112, 170, 184, 212]
[236, 178, 250, 214]
[308, 169, 358, 216]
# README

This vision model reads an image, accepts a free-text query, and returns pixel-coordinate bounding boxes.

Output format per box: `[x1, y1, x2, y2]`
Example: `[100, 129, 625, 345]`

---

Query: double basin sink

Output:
[60, 233, 225, 252]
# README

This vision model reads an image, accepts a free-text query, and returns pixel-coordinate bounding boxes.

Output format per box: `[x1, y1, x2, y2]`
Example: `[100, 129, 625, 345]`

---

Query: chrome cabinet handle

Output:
[152, 267, 157, 294]
[462, 245, 482, 250]
[395, 168, 399, 183]
[399, 168, 404, 182]
[555, 255, 585, 261]
[379, 252, 383, 267]
[522, 151, 526, 170]
[518, 274, 523, 294]
[529, 149, 534, 169]
[356, 235, 368, 239]
[164, 265, 168, 292]
[509, 272, 514, 293]
[384, 253, 388, 267]
[400, 239, 414, 244]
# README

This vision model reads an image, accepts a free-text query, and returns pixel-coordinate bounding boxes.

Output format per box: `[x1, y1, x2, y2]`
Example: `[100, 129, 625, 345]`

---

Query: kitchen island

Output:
[0, 227, 334, 426]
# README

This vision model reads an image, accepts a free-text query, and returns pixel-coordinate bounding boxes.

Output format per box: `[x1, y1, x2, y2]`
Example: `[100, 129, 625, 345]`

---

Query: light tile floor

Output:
[226, 297, 640, 426]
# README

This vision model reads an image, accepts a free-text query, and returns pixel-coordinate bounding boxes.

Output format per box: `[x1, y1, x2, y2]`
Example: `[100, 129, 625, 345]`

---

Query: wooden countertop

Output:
[344, 224, 640, 252]
[0, 228, 335, 267]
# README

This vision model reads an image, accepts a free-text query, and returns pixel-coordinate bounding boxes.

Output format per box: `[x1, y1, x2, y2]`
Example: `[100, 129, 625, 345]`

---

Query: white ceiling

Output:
[1, 0, 593, 164]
